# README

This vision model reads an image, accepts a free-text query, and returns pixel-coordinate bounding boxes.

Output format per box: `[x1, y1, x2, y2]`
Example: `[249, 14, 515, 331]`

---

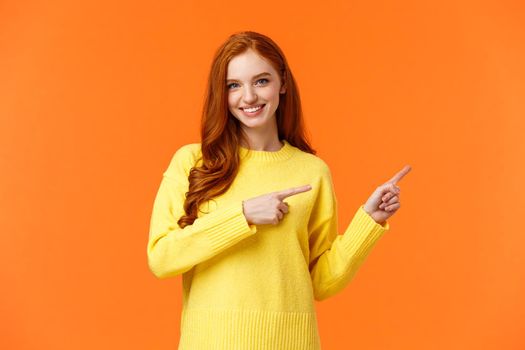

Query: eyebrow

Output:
[226, 72, 272, 83]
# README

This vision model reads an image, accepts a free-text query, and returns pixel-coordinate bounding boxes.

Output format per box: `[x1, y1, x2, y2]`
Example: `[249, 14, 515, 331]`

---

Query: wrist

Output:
[242, 201, 251, 224]
[362, 205, 385, 226]
[362, 204, 372, 216]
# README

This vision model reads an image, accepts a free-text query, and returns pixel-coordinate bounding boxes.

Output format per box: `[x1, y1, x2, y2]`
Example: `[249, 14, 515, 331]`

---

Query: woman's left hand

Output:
[363, 165, 412, 226]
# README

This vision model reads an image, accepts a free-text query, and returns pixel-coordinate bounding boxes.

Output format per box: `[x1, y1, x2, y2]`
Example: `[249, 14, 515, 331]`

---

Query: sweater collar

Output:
[238, 139, 295, 162]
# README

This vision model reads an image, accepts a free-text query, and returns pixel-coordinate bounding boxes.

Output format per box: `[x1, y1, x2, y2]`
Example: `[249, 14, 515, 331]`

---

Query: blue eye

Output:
[227, 78, 269, 90]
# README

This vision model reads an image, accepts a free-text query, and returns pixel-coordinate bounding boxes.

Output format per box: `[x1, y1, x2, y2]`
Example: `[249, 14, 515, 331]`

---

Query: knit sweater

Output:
[147, 139, 390, 349]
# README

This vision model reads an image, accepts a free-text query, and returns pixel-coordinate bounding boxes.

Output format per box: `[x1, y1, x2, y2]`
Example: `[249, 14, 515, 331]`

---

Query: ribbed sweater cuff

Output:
[197, 201, 258, 254]
[340, 205, 389, 257]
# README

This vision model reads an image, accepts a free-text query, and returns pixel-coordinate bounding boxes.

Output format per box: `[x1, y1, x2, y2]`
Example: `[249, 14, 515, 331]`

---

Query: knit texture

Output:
[147, 139, 390, 349]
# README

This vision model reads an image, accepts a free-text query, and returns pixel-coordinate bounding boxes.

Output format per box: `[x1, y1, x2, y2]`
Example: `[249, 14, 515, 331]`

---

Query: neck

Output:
[240, 122, 282, 151]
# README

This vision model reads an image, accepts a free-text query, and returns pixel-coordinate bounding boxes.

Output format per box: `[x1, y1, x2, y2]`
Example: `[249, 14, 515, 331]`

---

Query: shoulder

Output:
[163, 142, 202, 179]
[172, 142, 202, 161]
[294, 148, 333, 177]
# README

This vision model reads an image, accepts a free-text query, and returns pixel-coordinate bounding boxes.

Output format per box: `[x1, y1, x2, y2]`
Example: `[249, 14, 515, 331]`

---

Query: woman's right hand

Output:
[242, 185, 312, 225]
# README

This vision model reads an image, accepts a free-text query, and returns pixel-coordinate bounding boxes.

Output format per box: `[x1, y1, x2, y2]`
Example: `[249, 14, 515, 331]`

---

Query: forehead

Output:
[226, 49, 277, 80]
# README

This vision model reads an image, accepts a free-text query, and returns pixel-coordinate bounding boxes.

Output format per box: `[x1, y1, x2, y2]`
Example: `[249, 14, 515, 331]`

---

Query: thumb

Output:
[378, 182, 400, 195]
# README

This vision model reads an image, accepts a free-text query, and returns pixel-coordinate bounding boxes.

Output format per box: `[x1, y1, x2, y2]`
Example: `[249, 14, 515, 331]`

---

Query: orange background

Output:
[1, 1, 524, 349]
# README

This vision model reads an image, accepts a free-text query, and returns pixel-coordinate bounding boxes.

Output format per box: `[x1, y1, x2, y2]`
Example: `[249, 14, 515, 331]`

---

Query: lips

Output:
[239, 103, 266, 117]
[240, 104, 265, 111]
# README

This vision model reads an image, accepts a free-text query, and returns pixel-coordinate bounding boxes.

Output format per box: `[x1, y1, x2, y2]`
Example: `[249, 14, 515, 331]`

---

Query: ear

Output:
[280, 82, 287, 94]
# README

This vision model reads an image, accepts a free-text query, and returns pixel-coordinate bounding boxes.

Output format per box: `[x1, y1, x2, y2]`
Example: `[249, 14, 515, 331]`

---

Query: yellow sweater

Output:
[147, 139, 390, 349]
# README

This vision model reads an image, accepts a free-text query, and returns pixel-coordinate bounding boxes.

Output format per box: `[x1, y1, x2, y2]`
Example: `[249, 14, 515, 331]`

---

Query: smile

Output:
[240, 104, 264, 112]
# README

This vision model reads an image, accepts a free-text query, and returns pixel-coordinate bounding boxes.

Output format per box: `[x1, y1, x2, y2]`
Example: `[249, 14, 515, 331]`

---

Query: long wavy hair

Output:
[177, 31, 316, 228]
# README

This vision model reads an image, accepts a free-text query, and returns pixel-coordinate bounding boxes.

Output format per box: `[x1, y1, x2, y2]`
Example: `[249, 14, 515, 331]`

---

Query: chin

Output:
[239, 119, 268, 129]
[239, 114, 276, 129]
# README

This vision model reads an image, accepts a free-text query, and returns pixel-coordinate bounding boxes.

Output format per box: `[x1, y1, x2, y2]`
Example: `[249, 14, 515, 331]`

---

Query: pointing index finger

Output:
[275, 185, 312, 200]
[388, 165, 412, 184]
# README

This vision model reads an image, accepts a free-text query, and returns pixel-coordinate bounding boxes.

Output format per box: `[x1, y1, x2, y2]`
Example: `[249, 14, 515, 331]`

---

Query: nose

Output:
[242, 86, 258, 104]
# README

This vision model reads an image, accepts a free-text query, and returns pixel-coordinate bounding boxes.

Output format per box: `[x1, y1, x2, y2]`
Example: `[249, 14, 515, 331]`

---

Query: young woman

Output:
[147, 31, 411, 349]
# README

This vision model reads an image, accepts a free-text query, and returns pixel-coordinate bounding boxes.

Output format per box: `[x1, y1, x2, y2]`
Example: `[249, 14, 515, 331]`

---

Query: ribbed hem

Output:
[340, 205, 389, 256]
[238, 139, 296, 162]
[178, 308, 321, 350]
[198, 201, 258, 254]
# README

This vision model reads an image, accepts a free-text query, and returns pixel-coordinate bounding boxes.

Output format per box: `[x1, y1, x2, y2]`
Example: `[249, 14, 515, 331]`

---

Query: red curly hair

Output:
[177, 31, 316, 228]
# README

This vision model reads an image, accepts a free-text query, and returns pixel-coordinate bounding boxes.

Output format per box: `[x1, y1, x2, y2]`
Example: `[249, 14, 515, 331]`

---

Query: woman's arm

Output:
[307, 164, 389, 301]
[147, 145, 257, 279]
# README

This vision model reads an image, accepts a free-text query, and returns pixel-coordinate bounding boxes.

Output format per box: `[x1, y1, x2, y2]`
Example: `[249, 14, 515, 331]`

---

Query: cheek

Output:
[268, 86, 281, 101]
[227, 94, 236, 109]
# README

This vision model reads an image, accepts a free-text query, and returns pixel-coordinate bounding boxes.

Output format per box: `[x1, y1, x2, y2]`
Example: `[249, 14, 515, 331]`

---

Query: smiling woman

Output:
[147, 31, 402, 350]
[226, 49, 287, 148]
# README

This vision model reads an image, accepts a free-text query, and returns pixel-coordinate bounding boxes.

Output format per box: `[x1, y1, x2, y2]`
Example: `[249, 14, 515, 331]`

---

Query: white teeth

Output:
[243, 105, 263, 112]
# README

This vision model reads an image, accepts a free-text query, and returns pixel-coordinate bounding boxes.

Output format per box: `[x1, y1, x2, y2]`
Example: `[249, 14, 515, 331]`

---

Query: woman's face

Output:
[226, 49, 286, 131]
